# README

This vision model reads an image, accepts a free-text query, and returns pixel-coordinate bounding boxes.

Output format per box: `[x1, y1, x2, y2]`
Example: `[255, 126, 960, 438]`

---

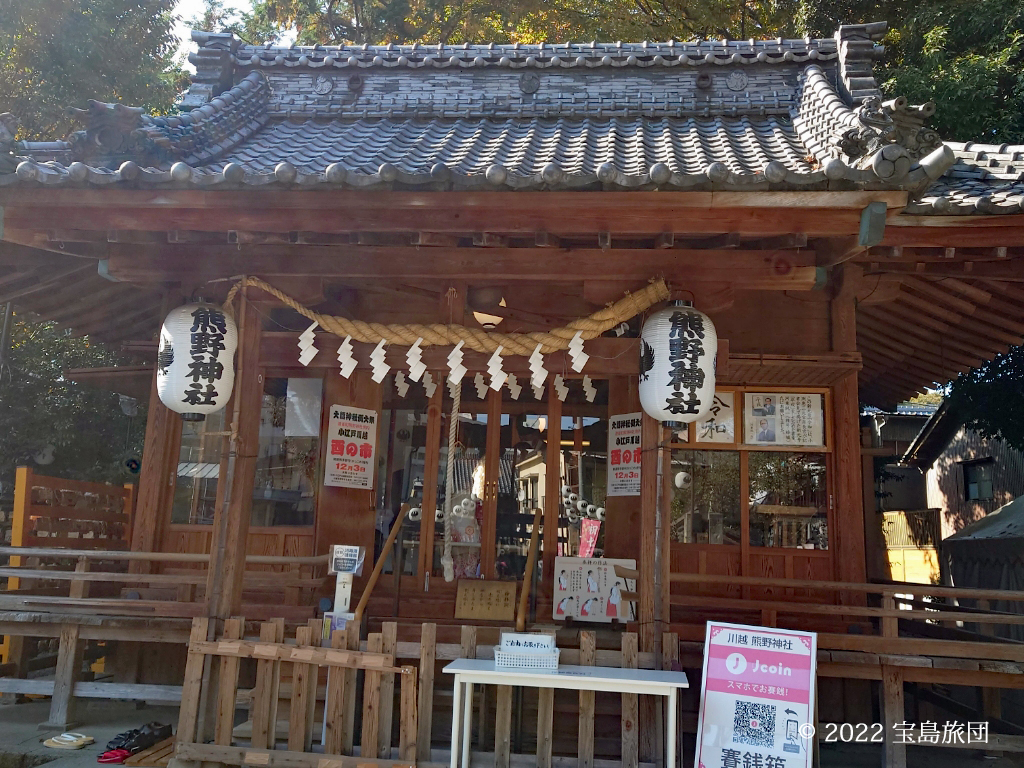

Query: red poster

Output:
[578, 519, 601, 558]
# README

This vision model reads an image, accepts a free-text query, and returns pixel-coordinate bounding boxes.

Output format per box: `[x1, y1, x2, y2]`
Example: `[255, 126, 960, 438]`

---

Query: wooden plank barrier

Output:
[174, 616, 418, 768]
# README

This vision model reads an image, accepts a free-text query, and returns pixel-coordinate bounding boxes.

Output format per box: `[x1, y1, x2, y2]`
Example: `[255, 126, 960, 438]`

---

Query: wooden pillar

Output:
[638, 412, 661, 652]
[481, 389, 502, 579]
[315, 368, 382, 602]
[0, 467, 31, 674]
[604, 377, 641, 560]
[417, 383, 443, 581]
[833, 373, 867, 592]
[541, 380, 562, 587]
[830, 263, 867, 592]
[881, 665, 906, 768]
[43, 623, 82, 730]
[639, 411, 662, 763]
[130, 366, 181, 571]
[206, 294, 262, 620]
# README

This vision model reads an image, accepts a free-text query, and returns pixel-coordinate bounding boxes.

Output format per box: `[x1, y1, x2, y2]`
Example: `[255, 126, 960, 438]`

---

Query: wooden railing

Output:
[0, 545, 331, 618]
[8, 466, 134, 554]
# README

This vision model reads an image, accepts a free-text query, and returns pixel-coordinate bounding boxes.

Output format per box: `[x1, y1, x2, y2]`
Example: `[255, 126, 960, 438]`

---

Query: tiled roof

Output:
[0, 21, 969, 199]
[907, 142, 1024, 214]
[217, 114, 820, 188]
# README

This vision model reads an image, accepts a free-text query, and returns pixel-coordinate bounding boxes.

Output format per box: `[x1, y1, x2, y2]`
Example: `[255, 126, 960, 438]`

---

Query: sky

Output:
[172, 0, 246, 62]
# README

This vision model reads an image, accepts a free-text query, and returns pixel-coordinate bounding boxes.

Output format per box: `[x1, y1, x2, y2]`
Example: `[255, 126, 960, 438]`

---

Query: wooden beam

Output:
[0, 263, 96, 305]
[2, 200, 892, 239]
[865, 260, 1024, 280]
[101, 246, 819, 288]
[893, 290, 1022, 345]
[816, 236, 864, 267]
[0, 188, 909, 211]
[743, 233, 808, 250]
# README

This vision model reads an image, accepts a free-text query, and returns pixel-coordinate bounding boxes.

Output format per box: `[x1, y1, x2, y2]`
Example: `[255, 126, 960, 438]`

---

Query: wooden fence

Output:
[175, 617, 418, 768]
[174, 619, 669, 768]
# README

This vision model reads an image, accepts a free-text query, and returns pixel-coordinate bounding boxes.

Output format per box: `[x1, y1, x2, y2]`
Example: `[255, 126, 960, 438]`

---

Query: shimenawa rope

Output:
[223, 275, 669, 355]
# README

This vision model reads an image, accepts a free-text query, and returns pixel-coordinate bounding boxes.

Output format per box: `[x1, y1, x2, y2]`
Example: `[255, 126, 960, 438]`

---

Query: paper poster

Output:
[579, 519, 601, 558]
[325, 405, 378, 489]
[744, 393, 823, 447]
[695, 622, 817, 768]
[328, 545, 365, 575]
[697, 391, 735, 444]
[553, 557, 636, 623]
[608, 413, 642, 497]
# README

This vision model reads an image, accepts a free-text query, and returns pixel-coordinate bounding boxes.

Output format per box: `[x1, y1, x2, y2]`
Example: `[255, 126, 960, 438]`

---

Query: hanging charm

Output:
[369, 340, 390, 383]
[298, 321, 319, 366]
[336, 335, 357, 379]
[487, 346, 507, 391]
[448, 340, 467, 384]
[423, 371, 437, 398]
[407, 338, 426, 382]
[553, 374, 568, 402]
[507, 373, 522, 400]
[474, 372, 488, 399]
[568, 331, 589, 372]
[395, 370, 410, 397]
[583, 375, 597, 403]
[529, 343, 547, 389]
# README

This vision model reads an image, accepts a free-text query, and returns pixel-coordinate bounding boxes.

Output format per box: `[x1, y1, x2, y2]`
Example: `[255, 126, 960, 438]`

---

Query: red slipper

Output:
[97, 749, 131, 764]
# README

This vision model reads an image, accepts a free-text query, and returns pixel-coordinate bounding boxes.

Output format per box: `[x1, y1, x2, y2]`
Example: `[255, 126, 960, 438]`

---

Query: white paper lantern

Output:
[639, 301, 717, 423]
[408, 507, 422, 521]
[157, 304, 238, 421]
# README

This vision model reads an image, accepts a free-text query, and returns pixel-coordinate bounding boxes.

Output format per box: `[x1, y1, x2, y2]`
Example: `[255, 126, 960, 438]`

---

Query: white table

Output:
[443, 658, 689, 768]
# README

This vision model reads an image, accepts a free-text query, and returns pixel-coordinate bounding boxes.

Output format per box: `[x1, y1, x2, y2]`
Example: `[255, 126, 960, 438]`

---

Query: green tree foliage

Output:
[0, 314, 147, 499]
[239, 0, 801, 46]
[798, 0, 1024, 144]
[947, 345, 1024, 453]
[0, 0, 186, 139]
[882, 0, 1024, 143]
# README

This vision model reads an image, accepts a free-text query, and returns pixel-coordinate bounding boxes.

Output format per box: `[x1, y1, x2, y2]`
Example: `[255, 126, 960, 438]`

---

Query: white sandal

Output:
[43, 732, 95, 749]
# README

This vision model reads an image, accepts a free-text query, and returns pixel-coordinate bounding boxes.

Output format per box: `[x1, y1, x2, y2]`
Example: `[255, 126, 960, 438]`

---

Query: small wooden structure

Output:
[2, 19, 1024, 766]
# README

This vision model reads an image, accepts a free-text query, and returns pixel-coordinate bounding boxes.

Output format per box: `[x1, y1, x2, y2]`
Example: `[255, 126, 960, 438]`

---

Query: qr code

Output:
[733, 700, 776, 748]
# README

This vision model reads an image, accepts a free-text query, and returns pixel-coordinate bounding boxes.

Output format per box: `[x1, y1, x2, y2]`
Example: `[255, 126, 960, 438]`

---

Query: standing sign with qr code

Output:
[695, 622, 817, 768]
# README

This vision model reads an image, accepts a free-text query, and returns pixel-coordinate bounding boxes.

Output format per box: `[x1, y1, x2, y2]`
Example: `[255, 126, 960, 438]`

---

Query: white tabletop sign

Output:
[695, 622, 817, 768]
[500, 633, 555, 653]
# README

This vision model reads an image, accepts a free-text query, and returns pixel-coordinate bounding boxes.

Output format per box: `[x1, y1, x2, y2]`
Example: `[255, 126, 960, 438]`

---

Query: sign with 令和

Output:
[608, 413, 642, 497]
[325, 405, 378, 489]
[695, 622, 817, 768]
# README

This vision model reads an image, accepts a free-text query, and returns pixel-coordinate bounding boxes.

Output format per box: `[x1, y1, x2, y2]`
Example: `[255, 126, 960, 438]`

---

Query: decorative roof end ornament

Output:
[834, 95, 943, 182]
